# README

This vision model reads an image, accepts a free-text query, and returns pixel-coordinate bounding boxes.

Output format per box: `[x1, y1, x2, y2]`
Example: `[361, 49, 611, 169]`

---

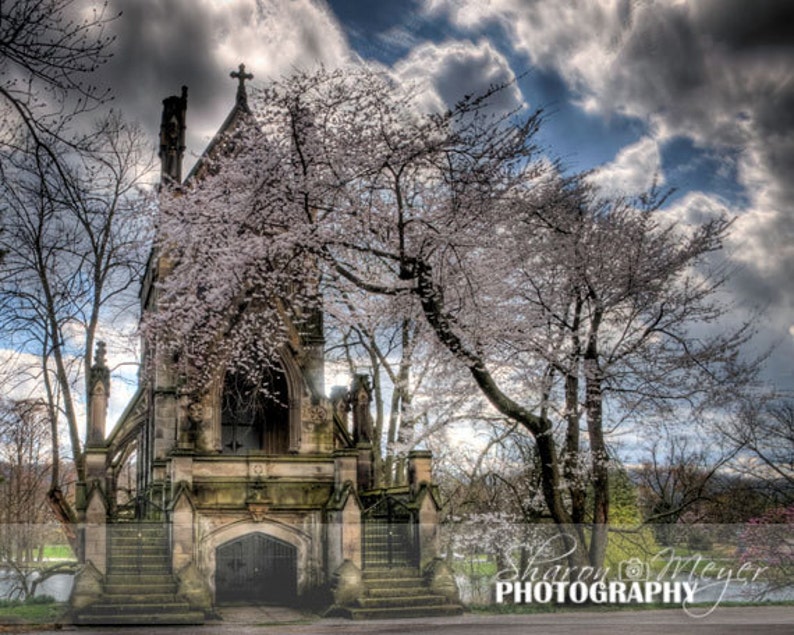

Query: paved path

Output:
[23, 605, 793, 634]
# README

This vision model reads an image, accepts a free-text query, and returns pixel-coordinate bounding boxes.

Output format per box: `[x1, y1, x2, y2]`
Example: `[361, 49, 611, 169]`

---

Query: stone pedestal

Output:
[171, 482, 195, 573]
[83, 485, 108, 575]
[416, 486, 440, 569]
[333, 449, 358, 489]
[356, 443, 374, 491]
[408, 450, 432, 494]
[329, 559, 363, 607]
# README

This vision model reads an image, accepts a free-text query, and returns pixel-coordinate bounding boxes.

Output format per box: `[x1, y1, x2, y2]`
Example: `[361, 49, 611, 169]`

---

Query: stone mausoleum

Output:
[69, 68, 460, 624]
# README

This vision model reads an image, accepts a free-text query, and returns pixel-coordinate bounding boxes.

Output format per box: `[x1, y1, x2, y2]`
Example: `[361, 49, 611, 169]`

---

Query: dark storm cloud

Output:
[101, 0, 230, 161]
[694, 0, 794, 51]
[96, 0, 351, 171]
[96, 0, 234, 163]
[688, 2, 794, 312]
[603, 0, 794, 332]
[618, 7, 708, 104]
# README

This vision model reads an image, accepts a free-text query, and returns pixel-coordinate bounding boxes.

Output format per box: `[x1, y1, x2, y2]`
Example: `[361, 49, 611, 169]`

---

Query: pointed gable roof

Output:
[185, 63, 255, 183]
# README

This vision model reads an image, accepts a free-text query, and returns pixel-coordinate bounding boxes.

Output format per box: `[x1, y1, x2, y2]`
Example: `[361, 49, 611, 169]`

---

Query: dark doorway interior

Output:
[215, 533, 297, 605]
[221, 367, 290, 455]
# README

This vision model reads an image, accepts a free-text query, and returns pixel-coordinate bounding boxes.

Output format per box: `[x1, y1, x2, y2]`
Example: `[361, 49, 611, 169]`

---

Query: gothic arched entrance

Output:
[215, 533, 297, 604]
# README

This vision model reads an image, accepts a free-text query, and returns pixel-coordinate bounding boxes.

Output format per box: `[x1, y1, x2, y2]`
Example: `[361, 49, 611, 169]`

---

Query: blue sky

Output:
[94, 0, 793, 402]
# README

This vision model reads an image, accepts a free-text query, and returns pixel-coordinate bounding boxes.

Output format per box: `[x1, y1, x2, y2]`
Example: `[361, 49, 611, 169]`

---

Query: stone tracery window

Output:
[220, 367, 289, 454]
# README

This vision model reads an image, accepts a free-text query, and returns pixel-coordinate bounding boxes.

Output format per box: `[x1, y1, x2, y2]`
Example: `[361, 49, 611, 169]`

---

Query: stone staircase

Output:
[73, 522, 204, 625]
[344, 567, 463, 620]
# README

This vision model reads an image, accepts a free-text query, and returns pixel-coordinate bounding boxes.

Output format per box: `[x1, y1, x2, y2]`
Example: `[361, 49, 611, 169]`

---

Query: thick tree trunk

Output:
[584, 325, 609, 570]
[415, 261, 592, 569]
[47, 487, 78, 555]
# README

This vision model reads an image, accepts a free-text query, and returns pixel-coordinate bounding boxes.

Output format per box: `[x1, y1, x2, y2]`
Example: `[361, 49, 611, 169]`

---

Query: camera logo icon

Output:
[619, 557, 649, 581]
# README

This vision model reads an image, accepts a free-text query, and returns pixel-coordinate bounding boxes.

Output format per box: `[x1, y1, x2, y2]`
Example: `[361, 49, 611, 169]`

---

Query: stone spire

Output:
[350, 374, 374, 445]
[159, 85, 188, 185]
[87, 341, 110, 446]
[350, 374, 375, 490]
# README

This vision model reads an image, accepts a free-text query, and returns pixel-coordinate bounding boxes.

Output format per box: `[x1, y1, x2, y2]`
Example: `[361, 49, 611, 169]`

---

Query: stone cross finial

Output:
[230, 63, 254, 107]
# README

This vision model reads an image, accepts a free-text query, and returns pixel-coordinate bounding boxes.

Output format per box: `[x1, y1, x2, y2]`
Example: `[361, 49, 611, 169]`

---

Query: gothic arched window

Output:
[220, 367, 289, 455]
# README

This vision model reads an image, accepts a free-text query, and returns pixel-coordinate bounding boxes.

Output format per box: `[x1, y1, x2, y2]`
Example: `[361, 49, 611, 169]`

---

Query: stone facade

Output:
[70, 71, 456, 620]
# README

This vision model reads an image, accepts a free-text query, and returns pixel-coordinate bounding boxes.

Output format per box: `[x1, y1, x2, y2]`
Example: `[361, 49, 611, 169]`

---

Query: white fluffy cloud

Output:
[208, 0, 350, 80]
[392, 39, 524, 114]
[0, 327, 140, 439]
[429, 0, 794, 389]
[587, 136, 663, 197]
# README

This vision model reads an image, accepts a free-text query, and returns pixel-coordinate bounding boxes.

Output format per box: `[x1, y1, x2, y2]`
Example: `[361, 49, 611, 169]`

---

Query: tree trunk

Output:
[47, 488, 78, 555]
[584, 325, 609, 569]
[414, 261, 592, 568]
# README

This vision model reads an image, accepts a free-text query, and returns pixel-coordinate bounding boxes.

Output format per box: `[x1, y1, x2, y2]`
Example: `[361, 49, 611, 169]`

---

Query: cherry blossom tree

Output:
[739, 504, 794, 596]
[150, 66, 758, 571]
[323, 286, 427, 485]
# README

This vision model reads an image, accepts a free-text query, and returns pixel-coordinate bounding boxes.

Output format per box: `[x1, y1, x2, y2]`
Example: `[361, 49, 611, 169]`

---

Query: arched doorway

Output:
[215, 533, 297, 604]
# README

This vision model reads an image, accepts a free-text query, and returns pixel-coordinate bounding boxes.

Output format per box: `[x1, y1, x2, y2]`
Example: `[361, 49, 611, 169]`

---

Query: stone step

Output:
[110, 546, 168, 556]
[108, 549, 169, 558]
[108, 538, 168, 547]
[104, 583, 178, 595]
[108, 556, 171, 573]
[107, 562, 170, 571]
[363, 567, 420, 578]
[109, 527, 168, 537]
[110, 536, 168, 546]
[367, 586, 436, 598]
[363, 572, 423, 583]
[106, 555, 170, 564]
[363, 544, 413, 551]
[110, 542, 168, 551]
[109, 543, 168, 552]
[103, 565, 171, 582]
[106, 557, 170, 566]
[346, 604, 464, 620]
[109, 526, 168, 535]
[81, 600, 193, 615]
[358, 595, 446, 609]
[99, 593, 179, 604]
[105, 573, 177, 586]
[366, 579, 425, 591]
[110, 536, 168, 545]
[364, 550, 415, 558]
[73, 611, 205, 626]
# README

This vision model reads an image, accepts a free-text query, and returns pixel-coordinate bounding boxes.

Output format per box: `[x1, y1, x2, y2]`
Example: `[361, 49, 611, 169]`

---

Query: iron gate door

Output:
[215, 533, 297, 604]
[362, 495, 417, 568]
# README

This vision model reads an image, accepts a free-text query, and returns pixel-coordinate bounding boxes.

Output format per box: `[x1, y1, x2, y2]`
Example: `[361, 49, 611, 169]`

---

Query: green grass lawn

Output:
[40, 545, 75, 560]
[0, 600, 67, 625]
